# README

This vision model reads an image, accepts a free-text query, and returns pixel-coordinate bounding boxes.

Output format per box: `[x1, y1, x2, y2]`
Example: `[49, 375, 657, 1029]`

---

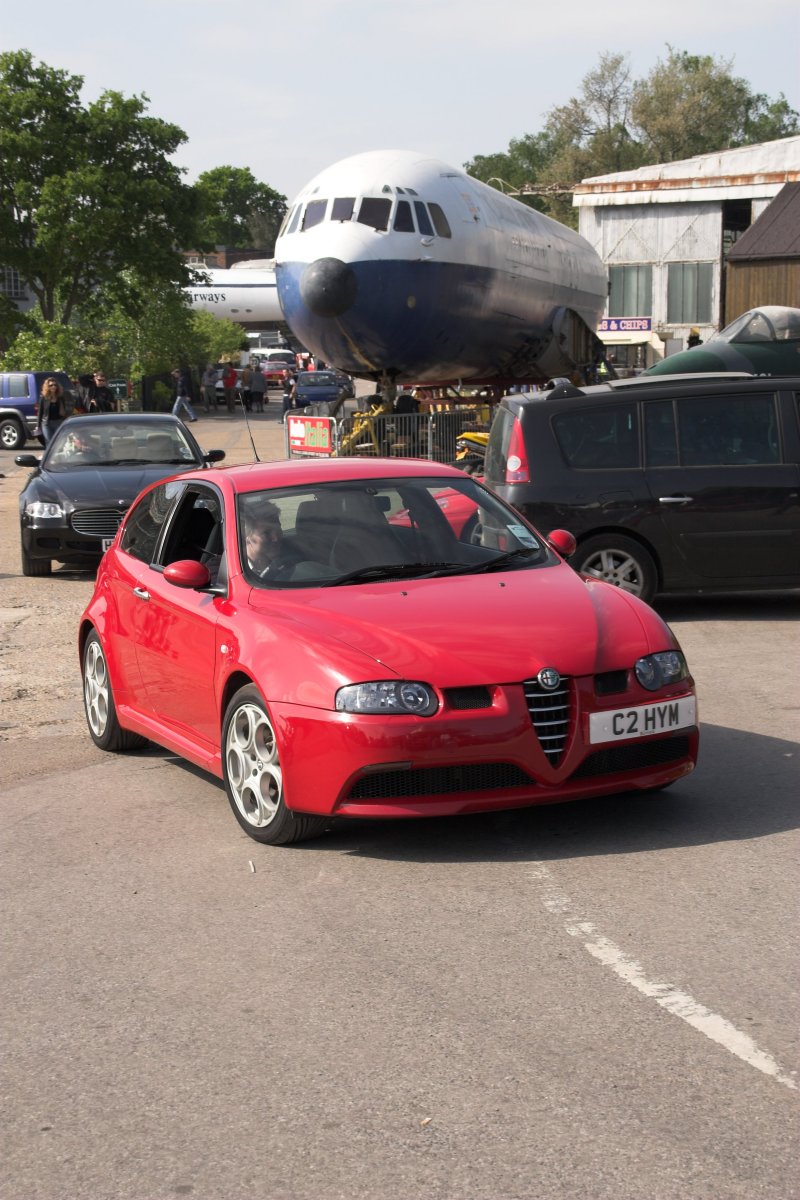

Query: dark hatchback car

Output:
[292, 370, 349, 411]
[15, 413, 224, 576]
[484, 374, 800, 603]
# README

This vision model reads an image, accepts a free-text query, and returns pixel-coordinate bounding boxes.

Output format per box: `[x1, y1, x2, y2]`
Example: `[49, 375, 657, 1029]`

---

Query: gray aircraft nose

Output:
[300, 258, 358, 318]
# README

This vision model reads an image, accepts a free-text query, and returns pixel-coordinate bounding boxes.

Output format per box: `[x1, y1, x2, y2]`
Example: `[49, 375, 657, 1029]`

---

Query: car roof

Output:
[504, 372, 800, 411]
[201, 457, 467, 495]
[59, 412, 186, 428]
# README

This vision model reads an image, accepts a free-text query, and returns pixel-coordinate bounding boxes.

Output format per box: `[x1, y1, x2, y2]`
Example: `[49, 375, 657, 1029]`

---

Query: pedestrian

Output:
[281, 367, 297, 421]
[171, 367, 198, 423]
[249, 362, 267, 412]
[86, 371, 117, 412]
[240, 362, 253, 411]
[38, 377, 67, 445]
[687, 327, 703, 349]
[201, 364, 218, 413]
[222, 362, 238, 414]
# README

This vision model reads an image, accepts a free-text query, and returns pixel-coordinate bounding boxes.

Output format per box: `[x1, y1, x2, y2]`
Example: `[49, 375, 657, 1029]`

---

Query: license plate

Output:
[589, 696, 696, 744]
[101, 537, 114, 552]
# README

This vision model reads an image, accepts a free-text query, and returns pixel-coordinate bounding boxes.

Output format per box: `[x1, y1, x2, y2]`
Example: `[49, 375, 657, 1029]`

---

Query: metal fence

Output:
[290, 406, 493, 465]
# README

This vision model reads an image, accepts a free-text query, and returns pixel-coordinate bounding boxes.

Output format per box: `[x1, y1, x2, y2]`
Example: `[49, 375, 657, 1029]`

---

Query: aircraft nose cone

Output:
[300, 258, 358, 318]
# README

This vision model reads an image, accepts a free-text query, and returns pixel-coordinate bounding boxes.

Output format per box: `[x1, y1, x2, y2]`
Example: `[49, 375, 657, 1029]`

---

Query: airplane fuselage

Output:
[275, 150, 609, 383]
[185, 267, 282, 325]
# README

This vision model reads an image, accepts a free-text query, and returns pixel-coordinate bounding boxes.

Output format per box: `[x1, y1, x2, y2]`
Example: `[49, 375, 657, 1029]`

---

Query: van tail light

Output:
[505, 417, 530, 483]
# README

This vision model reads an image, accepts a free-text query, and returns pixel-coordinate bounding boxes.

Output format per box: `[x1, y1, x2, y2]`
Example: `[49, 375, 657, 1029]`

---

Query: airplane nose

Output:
[300, 258, 358, 318]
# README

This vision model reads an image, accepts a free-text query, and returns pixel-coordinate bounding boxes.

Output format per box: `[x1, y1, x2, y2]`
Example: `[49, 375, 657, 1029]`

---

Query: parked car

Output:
[1, 370, 78, 451]
[292, 370, 350, 411]
[79, 457, 698, 846]
[253, 349, 297, 388]
[15, 413, 225, 576]
[483, 373, 800, 604]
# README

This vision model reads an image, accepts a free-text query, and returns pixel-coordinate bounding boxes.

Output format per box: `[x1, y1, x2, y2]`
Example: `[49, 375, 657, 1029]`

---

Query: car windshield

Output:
[298, 373, 338, 388]
[44, 420, 199, 470]
[238, 474, 550, 588]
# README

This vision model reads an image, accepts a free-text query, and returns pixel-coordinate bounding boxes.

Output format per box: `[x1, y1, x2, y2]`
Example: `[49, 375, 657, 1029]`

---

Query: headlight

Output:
[335, 681, 438, 716]
[25, 500, 64, 519]
[634, 651, 688, 691]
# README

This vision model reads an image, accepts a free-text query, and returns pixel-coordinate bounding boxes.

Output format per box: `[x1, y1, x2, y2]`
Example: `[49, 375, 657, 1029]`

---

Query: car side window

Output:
[161, 485, 225, 582]
[120, 481, 184, 564]
[644, 401, 679, 466]
[553, 403, 639, 468]
[677, 395, 780, 466]
[8, 374, 30, 399]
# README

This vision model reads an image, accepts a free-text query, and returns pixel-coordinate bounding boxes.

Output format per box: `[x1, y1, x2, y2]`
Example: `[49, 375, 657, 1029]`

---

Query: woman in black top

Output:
[39, 378, 67, 445]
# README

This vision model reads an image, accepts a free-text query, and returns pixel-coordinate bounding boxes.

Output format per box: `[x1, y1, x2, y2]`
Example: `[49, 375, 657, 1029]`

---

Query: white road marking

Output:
[530, 863, 797, 1092]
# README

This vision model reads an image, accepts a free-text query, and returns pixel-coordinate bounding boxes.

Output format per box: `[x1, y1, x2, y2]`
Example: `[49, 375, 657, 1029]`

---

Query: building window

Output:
[0, 267, 26, 300]
[667, 263, 713, 324]
[608, 265, 652, 317]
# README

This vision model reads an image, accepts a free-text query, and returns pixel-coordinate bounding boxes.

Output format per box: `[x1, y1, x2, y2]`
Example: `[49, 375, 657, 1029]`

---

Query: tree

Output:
[465, 134, 554, 213]
[193, 166, 287, 252]
[0, 50, 200, 327]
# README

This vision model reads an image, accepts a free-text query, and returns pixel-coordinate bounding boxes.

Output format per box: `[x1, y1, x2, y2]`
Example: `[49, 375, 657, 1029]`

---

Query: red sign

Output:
[287, 415, 334, 456]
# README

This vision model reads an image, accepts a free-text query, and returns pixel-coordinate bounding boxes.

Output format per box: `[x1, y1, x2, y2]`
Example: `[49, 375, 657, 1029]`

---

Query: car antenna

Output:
[238, 391, 261, 462]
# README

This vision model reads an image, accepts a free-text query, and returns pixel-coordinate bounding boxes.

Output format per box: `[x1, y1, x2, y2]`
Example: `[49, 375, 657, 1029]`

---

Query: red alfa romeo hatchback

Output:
[79, 457, 699, 845]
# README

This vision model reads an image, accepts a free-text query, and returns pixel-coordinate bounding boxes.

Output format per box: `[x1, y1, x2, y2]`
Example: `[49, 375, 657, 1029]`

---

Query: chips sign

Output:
[287, 415, 335, 456]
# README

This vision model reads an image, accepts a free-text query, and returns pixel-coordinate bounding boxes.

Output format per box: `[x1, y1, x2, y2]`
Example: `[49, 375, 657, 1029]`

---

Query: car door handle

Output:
[659, 495, 694, 504]
[133, 586, 150, 601]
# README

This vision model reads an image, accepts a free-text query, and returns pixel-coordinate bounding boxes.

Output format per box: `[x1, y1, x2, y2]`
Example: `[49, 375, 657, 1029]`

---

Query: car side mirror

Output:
[203, 449, 226, 462]
[547, 529, 576, 558]
[15, 454, 41, 467]
[164, 560, 211, 589]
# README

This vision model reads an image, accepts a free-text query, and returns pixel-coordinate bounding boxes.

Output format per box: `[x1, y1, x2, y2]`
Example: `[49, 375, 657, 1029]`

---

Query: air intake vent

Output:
[444, 686, 492, 710]
[71, 509, 125, 538]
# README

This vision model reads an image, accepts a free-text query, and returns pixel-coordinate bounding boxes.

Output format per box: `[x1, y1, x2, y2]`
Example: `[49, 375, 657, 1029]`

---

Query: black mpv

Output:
[484, 373, 800, 604]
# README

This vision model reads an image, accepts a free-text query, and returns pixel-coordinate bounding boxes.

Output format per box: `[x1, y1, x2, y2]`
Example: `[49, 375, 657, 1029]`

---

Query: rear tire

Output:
[222, 684, 329, 845]
[83, 631, 147, 751]
[573, 534, 657, 604]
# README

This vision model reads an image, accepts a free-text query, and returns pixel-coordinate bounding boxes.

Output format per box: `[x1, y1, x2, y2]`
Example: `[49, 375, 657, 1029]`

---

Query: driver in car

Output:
[243, 499, 301, 580]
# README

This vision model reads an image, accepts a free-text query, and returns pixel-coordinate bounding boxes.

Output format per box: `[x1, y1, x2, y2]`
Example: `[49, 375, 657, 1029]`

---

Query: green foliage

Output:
[0, 320, 100, 374]
[465, 47, 799, 227]
[193, 166, 288, 252]
[0, 49, 201, 326]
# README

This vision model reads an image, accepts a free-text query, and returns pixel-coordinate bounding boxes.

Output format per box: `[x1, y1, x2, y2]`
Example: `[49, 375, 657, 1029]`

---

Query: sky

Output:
[2, 0, 799, 202]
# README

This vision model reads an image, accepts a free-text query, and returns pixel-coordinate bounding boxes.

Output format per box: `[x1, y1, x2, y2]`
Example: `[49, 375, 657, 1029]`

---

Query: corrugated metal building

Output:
[573, 136, 800, 369]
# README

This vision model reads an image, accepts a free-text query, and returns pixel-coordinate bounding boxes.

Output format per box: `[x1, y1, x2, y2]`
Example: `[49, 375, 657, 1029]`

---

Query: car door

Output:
[643, 392, 800, 584]
[131, 484, 225, 750]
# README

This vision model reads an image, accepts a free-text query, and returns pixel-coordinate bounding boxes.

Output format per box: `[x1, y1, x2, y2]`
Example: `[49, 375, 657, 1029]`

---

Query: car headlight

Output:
[25, 500, 65, 519]
[335, 681, 438, 716]
[634, 651, 688, 691]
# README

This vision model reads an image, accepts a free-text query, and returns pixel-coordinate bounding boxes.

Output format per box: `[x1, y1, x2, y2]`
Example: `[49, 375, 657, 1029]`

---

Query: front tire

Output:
[83, 631, 147, 751]
[0, 417, 26, 451]
[21, 544, 51, 576]
[222, 684, 329, 845]
[573, 534, 658, 604]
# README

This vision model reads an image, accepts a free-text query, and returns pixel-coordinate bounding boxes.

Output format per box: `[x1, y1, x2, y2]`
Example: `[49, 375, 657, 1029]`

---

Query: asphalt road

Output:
[1, 409, 798, 1200]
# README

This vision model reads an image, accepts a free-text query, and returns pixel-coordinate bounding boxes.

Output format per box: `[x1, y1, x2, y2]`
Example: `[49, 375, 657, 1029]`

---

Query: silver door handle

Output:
[659, 495, 693, 503]
[133, 586, 150, 600]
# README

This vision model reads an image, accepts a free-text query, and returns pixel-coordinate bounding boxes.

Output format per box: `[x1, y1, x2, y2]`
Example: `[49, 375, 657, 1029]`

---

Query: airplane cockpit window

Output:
[286, 205, 302, 235]
[428, 203, 452, 238]
[331, 197, 355, 222]
[414, 202, 434, 236]
[302, 200, 327, 231]
[394, 200, 415, 233]
[357, 197, 392, 231]
[277, 207, 294, 238]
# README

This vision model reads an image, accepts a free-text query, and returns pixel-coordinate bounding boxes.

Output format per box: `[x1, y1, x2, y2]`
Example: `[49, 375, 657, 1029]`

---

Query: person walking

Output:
[201, 364, 218, 413]
[85, 371, 117, 412]
[38, 377, 67, 445]
[171, 367, 197, 423]
[249, 362, 267, 412]
[222, 362, 238, 414]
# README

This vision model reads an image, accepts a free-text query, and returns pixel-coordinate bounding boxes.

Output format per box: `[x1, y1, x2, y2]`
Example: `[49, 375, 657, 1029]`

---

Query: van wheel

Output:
[0, 417, 26, 451]
[573, 535, 657, 604]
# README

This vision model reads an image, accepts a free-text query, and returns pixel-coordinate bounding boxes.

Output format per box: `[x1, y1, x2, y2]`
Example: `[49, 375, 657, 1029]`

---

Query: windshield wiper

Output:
[322, 562, 467, 586]
[458, 547, 541, 575]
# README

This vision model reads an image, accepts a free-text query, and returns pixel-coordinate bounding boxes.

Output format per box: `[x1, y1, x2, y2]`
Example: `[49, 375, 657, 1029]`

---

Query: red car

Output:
[79, 458, 699, 846]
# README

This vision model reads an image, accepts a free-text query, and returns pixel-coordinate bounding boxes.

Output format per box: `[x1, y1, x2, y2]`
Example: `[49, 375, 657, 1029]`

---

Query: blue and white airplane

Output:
[274, 149, 609, 386]
[184, 261, 282, 324]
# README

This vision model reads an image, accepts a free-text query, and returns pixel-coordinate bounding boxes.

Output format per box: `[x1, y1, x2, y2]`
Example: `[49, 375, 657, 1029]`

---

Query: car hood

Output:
[30, 463, 195, 505]
[248, 563, 676, 684]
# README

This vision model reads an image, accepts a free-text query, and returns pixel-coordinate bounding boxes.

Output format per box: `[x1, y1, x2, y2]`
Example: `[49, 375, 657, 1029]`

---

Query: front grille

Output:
[347, 762, 533, 801]
[573, 734, 691, 780]
[523, 677, 571, 766]
[70, 509, 125, 538]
